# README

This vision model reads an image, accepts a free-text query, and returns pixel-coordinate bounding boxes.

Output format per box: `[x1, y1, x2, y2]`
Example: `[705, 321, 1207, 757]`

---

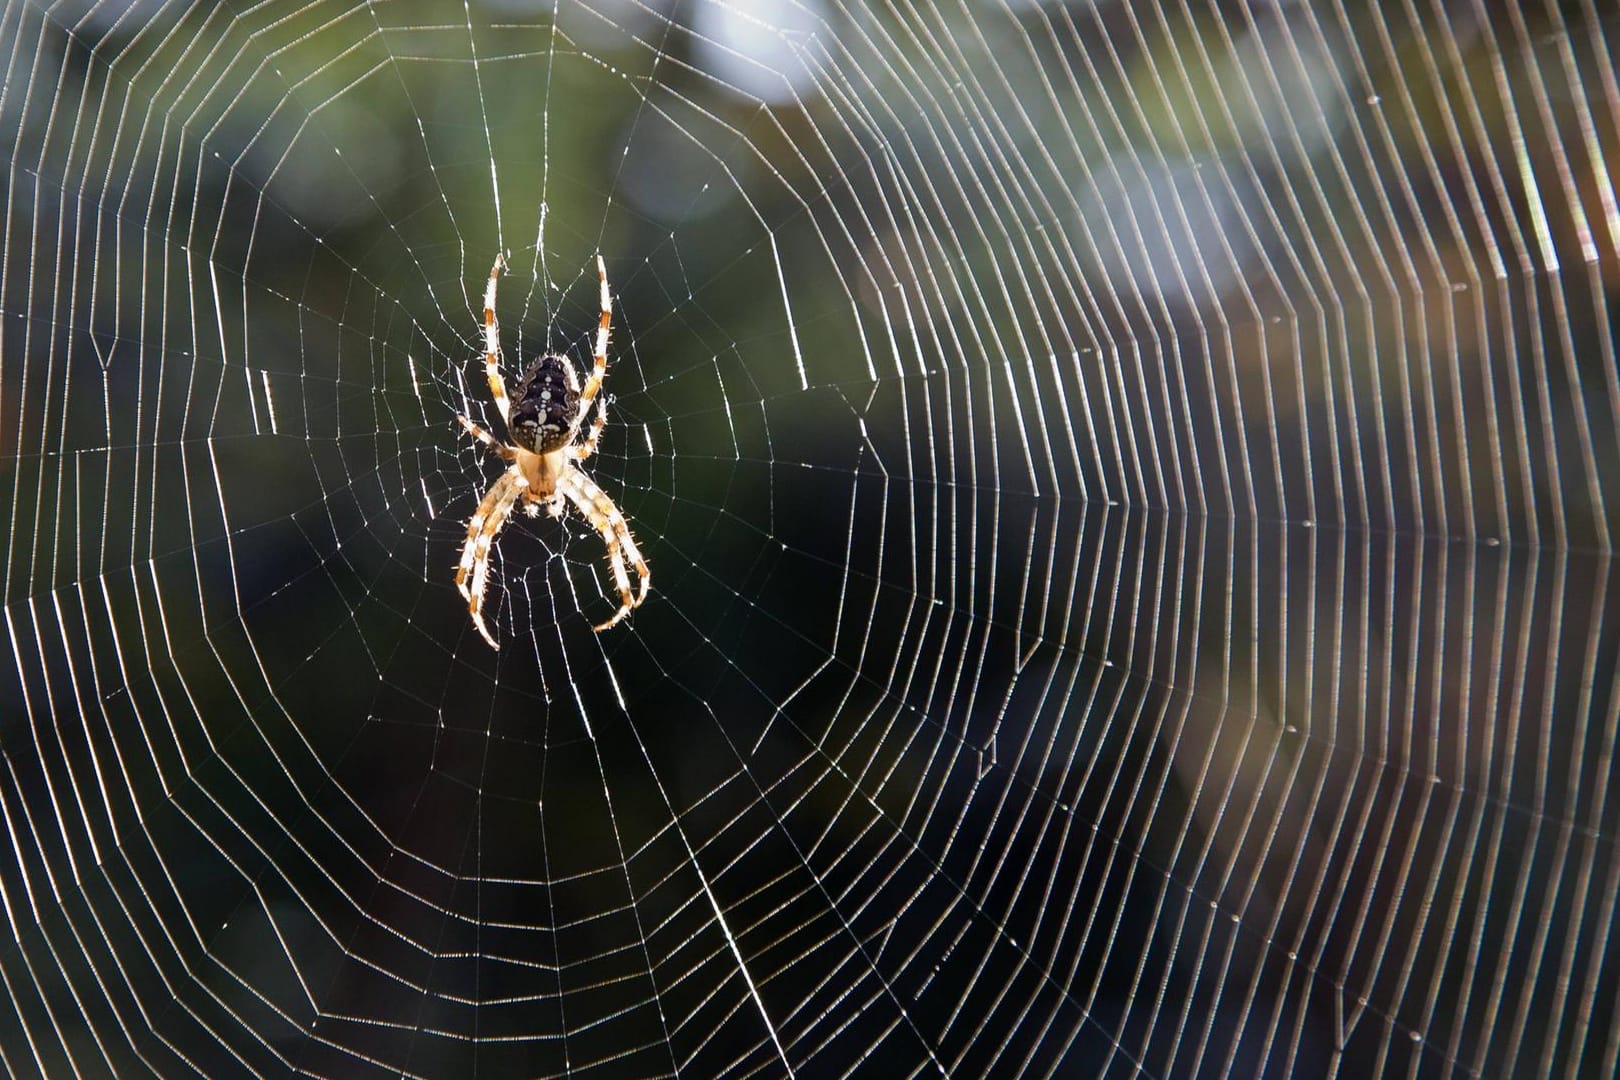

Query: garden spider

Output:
[455, 252, 649, 649]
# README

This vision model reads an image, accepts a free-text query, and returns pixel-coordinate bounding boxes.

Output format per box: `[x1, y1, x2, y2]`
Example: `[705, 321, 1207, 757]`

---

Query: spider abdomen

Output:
[509, 354, 580, 454]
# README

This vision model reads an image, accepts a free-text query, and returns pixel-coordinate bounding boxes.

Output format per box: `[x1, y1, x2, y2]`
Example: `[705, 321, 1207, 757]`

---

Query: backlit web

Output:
[1, 0, 1618, 1076]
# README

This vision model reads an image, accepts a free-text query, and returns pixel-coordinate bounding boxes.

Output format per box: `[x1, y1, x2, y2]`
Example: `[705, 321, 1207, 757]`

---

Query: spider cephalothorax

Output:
[454, 253, 649, 649]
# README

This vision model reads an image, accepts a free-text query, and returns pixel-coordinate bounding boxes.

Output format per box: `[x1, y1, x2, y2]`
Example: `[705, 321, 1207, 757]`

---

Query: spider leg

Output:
[559, 467, 649, 631]
[575, 254, 612, 418]
[484, 251, 511, 426]
[569, 397, 609, 463]
[457, 467, 528, 650]
[457, 414, 517, 462]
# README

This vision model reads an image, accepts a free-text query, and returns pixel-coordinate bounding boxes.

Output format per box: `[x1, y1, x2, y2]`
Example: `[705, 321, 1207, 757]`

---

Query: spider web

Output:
[1, 0, 1618, 1075]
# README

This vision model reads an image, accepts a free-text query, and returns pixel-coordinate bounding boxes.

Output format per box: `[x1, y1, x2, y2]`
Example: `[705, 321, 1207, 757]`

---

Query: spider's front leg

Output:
[564, 255, 616, 466]
[570, 396, 610, 463]
[457, 414, 517, 462]
[484, 252, 511, 426]
[574, 254, 612, 418]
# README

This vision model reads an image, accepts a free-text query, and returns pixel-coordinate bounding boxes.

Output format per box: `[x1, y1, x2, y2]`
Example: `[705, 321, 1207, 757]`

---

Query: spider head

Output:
[509, 353, 580, 454]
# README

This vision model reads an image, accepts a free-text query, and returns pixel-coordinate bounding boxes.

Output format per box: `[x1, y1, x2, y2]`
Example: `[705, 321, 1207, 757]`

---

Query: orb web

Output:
[0, 1, 1617, 1076]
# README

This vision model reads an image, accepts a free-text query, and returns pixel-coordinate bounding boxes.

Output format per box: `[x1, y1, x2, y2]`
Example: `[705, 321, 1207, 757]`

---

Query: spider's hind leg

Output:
[457, 467, 527, 650]
[558, 468, 649, 631]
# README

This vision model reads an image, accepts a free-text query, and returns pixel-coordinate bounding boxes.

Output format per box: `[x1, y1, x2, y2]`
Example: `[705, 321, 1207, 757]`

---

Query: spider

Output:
[455, 252, 649, 649]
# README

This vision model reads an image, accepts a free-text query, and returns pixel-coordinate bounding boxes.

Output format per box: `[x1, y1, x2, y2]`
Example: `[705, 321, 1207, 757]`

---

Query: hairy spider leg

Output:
[574, 254, 612, 420]
[560, 467, 649, 631]
[457, 467, 528, 650]
[570, 397, 609, 462]
[484, 251, 510, 426]
[457, 414, 517, 462]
